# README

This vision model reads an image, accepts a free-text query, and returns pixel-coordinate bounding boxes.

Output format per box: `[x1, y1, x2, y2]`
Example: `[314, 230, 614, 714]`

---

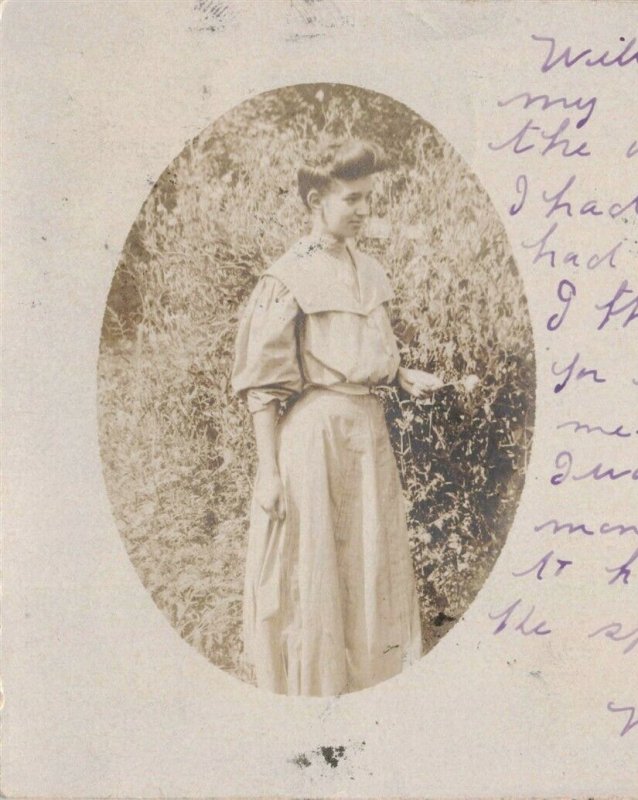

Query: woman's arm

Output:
[397, 366, 444, 398]
[252, 403, 286, 521]
[231, 275, 304, 523]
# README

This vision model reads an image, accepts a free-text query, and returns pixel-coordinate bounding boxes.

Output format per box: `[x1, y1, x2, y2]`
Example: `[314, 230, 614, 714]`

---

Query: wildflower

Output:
[462, 374, 480, 393]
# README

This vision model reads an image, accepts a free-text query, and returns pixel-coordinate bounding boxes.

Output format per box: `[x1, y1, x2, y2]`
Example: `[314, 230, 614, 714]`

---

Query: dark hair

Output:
[297, 139, 388, 210]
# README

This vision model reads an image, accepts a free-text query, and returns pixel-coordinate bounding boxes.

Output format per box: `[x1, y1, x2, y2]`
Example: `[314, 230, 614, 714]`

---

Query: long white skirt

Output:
[242, 388, 423, 696]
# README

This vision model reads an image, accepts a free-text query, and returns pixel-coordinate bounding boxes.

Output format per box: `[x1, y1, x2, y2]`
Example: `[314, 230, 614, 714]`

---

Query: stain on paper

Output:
[291, 739, 365, 772]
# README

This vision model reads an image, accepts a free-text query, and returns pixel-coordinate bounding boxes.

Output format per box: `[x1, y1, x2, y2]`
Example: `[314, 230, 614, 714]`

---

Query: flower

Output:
[462, 374, 480, 394]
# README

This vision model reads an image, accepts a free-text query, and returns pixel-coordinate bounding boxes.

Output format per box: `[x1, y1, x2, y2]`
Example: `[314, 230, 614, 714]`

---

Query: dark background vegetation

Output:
[98, 84, 535, 681]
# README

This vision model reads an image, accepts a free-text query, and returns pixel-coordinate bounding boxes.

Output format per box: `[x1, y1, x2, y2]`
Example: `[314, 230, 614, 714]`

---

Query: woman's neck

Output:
[308, 226, 350, 261]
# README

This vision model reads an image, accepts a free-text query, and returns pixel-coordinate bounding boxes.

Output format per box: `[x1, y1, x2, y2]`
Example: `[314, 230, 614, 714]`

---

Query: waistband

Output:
[306, 382, 373, 396]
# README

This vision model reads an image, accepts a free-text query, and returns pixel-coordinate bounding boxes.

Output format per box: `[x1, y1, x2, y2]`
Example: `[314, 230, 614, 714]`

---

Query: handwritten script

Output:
[487, 32, 637, 740]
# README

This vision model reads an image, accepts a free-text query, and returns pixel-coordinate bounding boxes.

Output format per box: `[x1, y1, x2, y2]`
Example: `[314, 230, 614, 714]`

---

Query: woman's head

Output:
[298, 139, 388, 241]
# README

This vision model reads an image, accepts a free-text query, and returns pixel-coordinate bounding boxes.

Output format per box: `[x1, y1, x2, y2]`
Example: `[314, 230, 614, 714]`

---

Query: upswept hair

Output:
[297, 139, 388, 210]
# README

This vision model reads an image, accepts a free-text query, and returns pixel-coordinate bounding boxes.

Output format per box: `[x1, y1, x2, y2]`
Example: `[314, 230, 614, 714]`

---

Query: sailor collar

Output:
[265, 238, 394, 315]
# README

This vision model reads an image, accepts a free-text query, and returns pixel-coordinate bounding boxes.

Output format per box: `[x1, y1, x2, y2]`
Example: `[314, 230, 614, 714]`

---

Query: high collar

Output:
[297, 233, 354, 262]
[266, 238, 394, 316]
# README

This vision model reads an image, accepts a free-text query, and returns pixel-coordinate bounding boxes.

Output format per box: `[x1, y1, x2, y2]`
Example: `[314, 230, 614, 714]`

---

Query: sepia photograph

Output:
[98, 83, 535, 696]
[4, 1, 637, 795]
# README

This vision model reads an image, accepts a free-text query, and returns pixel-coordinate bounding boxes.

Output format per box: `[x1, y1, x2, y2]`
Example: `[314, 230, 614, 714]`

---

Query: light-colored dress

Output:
[232, 237, 423, 696]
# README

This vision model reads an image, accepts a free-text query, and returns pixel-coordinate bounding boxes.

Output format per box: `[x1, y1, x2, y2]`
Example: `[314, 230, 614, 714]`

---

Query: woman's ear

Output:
[306, 188, 323, 213]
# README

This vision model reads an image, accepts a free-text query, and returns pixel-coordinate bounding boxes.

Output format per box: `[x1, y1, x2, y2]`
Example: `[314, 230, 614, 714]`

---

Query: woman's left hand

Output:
[398, 367, 444, 398]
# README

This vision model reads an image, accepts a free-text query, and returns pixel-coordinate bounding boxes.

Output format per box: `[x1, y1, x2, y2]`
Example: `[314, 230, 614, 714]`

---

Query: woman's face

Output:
[312, 174, 374, 241]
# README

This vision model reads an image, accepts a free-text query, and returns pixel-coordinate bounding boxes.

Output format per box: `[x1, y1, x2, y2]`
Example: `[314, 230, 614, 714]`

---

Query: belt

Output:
[309, 382, 373, 396]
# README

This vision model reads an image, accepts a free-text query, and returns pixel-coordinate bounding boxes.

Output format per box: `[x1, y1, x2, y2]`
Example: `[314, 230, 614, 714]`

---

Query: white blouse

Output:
[232, 238, 401, 413]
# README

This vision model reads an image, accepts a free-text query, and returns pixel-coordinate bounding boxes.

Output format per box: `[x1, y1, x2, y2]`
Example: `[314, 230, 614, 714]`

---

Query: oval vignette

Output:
[97, 83, 535, 691]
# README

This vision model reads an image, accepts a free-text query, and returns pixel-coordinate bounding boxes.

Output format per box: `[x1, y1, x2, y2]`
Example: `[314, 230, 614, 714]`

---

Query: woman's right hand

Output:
[255, 468, 286, 521]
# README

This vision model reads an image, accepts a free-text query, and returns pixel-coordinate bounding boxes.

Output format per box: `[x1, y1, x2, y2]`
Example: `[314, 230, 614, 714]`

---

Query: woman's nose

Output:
[356, 198, 370, 216]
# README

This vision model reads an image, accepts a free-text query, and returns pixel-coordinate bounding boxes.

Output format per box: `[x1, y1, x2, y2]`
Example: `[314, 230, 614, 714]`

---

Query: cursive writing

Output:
[489, 598, 552, 636]
[589, 622, 638, 655]
[490, 26, 636, 745]
[544, 279, 638, 333]
[513, 550, 573, 580]
[551, 352, 606, 393]
[511, 174, 638, 220]
[489, 118, 591, 158]
[607, 702, 638, 737]
[606, 546, 638, 585]
[547, 279, 576, 331]
[551, 451, 638, 484]
[596, 280, 638, 330]
[497, 91, 597, 129]
[556, 420, 635, 438]
[532, 34, 638, 73]
[534, 519, 638, 538]
[543, 177, 638, 221]
[522, 222, 624, 270]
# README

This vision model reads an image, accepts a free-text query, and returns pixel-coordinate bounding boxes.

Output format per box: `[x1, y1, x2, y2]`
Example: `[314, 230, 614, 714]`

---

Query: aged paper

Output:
[1, 0, 636, 797]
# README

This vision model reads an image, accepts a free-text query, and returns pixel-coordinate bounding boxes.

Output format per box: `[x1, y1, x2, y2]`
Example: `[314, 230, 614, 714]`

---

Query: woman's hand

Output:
[398, 366, 444, 398]
[251, 404, 285, 520]
[255, 468, 286, 521]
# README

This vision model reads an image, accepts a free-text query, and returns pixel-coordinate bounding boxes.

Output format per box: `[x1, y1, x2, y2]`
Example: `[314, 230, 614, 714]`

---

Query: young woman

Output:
[232, 139, 443, 696]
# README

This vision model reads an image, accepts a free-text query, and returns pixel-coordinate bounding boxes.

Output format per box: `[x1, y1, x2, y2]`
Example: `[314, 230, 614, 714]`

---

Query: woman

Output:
[232, 139, 443, 696]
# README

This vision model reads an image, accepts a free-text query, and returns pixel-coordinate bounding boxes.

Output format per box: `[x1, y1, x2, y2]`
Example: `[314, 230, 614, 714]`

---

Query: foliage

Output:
[98, 84, 535, 680]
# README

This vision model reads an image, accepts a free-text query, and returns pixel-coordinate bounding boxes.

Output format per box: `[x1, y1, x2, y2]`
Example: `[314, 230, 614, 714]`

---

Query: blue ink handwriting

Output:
[552, 352, 606, 393]
[532, 34, 638, 73]
[606, 546, 638, 585]
[551, 451, 638, 485]
[509, 174, 638, 220]
[522, 222, 624, 270]
[596, 280, 638, 330]
[589, 622, 638, 655]
[489, 598, 552, 636]
[513, 550, 573, 580]
[556, 420, 635, 438]
[547, 279, 576, 331]
[497, 91, 597, 129]
[534, 519, 638, 538]
[607, 702, 638, 737]
[489, 117, 591, 158]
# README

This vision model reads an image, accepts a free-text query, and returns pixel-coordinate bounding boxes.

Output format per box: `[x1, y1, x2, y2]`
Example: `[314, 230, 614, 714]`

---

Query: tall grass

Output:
[98, 84, 535, 681]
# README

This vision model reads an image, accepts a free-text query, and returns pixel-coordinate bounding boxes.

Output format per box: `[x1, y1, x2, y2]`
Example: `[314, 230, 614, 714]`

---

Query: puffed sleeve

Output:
[231, 274, 304, 413]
